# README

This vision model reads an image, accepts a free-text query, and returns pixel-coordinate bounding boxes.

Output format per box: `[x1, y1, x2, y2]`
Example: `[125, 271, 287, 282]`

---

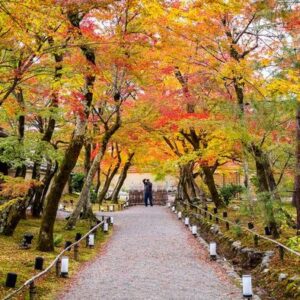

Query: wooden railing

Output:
[3, 216, 112, 300]
[179, 202, 300, 259]
[128, 190, 168, 206]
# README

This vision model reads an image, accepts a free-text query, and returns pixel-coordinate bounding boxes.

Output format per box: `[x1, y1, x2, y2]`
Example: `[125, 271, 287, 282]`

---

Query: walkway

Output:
[60, 206, 241, 300]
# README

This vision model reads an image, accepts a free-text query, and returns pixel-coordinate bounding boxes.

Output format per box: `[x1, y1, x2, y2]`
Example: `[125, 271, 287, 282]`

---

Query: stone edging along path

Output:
[59, 206, 242, 300]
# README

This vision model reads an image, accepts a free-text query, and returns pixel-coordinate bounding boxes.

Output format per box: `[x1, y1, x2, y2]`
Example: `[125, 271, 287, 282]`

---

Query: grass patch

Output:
[0, 216, 112, 300]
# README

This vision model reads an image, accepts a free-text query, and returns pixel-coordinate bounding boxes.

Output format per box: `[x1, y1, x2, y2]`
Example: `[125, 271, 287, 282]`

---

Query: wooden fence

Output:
[128, 190, 168, 206]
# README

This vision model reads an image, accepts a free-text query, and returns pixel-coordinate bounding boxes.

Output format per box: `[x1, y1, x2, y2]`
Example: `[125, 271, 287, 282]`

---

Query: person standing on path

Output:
[143, 179, 153, 206]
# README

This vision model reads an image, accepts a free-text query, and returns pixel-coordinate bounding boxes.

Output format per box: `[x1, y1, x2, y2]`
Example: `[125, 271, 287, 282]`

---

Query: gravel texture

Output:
[60, 206, 241, 300]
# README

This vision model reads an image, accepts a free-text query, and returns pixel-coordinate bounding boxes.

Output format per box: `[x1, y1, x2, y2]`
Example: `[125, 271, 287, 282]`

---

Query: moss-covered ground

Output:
[0, 216, 112, 300]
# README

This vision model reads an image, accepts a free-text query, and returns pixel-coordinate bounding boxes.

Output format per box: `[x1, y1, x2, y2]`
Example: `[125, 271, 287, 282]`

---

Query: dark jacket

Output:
[145, 182, 152, 194]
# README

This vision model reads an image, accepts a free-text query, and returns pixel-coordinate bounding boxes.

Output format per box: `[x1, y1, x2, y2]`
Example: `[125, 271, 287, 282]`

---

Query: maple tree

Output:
[0, 0, 298, 250]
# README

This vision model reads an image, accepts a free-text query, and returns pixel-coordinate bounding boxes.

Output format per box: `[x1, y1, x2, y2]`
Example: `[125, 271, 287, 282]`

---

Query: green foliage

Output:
[286, 236, 300, 252]
[232, 225, 243, 238]
[219, 184, 244, 206]
[71, 173, 85, 192]
[257, 192, 285, 226]
[90, 188, 97, 204]
[0, 134, 62, 169]
[53, 234, 63, 247]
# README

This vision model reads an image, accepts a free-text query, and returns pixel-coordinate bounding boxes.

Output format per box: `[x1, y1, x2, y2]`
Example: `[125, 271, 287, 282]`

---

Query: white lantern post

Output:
[167, 203, 171, 208]
[60, 256, 69, 277]
[110, 217, 114, 225]
[184, 217, 189, 226]
[88, 234, 95, 248]
[109, 205, 114, 212]
[192, 225, 197, 236]
[172, 206, 175, 212]
[103, 222, 109, 233]
[242, 275, 253, 299]
[177, 211, 182, 219]
[209, 242, 217, 260]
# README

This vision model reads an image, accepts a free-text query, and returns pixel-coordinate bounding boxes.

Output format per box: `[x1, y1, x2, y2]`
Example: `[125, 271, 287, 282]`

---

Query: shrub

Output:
[54, 234, 63, 247]
[232, 225, 243, 238]
[287, 236, 300, 252]
[219, 184, 244, 206]
[71, 173, 85, 192]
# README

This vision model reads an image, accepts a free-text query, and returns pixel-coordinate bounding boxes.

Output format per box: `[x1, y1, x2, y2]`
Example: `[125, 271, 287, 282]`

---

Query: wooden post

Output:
[215, 217, 219, 224]
[254, 235, 259, 247]
[74, 244, 79, 261]
[279, 246, 285, 261]
[226, 222, 230, 230]
[209, 214, 212, 221]
[29, 281, 36, 300]
[55, 258, 61, 277]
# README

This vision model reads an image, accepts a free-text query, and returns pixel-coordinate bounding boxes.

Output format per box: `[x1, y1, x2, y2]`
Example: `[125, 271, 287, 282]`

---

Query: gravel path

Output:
[60, 206, 241, 300]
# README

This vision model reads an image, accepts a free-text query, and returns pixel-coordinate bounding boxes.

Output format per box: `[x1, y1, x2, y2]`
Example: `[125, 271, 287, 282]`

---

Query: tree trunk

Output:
[97, 154, 121, 204]
[95, 166, 101, 195]
[14, 88, 27, 178]
[251, 144, 279, 196]
[111, 153, 135, 203]
[176, 170, 184, 201]
[66, 140, 107, 229]
[293, 102, 300, 230]
[37, 76, 94, 251]
[202, 166, 224, 208]
[37, 120, 88, 250]
[37, 10, 97, 251]
[0, 179, 37, 235]
[31, 161, 57, 218]
[82, 143, 92, 217]
[2, 189, 34, 235]
[66, 111, 121, 229]
[31, 39, 62, 217]
[30, 162, 42, 217]
[177, 162, 206, 204]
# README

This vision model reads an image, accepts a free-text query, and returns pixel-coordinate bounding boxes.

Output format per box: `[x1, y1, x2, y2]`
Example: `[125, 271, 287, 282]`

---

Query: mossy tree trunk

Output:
[37, 10, 97, 251]
[2, 190, 34, 235]
[293, 103, 300, 230]
[66, 103, 121, 229]
[31, 45, 62, 218]
[97, 144, 121, 204]
[110, 152, 135, 204]
[82, 142, 92, 218]
[202, 166, 224, 208]
[31, 161, 58, 218]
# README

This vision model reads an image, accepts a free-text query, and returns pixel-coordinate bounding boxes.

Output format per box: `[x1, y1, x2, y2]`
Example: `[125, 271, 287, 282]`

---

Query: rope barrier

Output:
[3, 216, 110, 300]
[184, 202, 300, 258]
